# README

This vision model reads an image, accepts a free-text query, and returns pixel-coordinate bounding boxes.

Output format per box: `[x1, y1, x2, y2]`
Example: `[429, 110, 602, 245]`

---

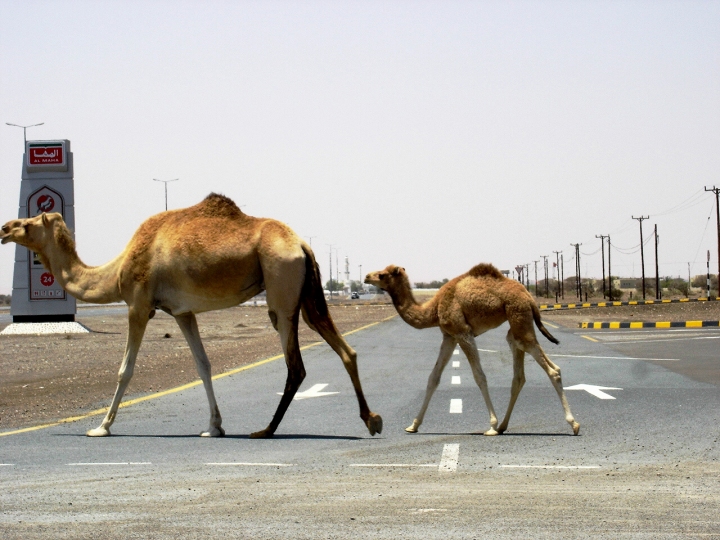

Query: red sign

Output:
[37, 194, 55, 213]
[40, 272, 55, 287]
[28, 143, 64, 165]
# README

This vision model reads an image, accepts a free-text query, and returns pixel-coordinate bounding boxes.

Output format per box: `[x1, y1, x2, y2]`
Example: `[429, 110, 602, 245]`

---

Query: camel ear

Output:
[42, 213, 50, 227]
[391, 267, 402, 277]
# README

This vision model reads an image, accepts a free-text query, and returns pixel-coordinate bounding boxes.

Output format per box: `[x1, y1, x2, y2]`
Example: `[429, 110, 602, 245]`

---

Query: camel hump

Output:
[199, 193, 243, 218]
[468, 263, 504, 280]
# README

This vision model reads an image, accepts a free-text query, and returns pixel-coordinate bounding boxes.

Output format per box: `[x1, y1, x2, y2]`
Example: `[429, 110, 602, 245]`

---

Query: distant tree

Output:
[414, 278, 449, 289]
[324, 279, 344, 292]
[662, 277, 689, 297]
[349, 280, 363, 292]
[0, 294, 9, 305]
[691, 274, 718, 290]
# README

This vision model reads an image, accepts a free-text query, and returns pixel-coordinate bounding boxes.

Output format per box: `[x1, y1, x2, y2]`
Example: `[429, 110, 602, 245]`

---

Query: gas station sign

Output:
[10, 139, 76, 322]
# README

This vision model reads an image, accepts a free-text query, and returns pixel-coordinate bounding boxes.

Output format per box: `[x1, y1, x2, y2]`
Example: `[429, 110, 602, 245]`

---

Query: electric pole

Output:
[569, 244, 581, 299]
[533, 260, 539, 297]
[705, 186, 720, 280]
[153, 178, 179, 211]
[540, 255, 549, 298]
[596, 235, 608, 299]
[654, 224, 660, 300]
[632, 215, 649, 299]
[326, 244, 334, 297]
[552, 251, 562, 299]
[607, 236, 612, 301]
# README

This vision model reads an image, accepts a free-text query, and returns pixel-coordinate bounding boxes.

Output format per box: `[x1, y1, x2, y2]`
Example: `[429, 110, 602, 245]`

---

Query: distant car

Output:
[351, 292, 360, 299]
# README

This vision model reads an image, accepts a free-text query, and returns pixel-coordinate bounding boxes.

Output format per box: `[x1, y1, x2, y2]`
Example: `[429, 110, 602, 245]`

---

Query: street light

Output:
[6, 122, 44, 145]
[153, 178, 179, 211]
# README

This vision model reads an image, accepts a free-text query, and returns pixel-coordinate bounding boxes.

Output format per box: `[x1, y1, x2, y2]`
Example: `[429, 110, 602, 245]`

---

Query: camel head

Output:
[1, 212, 67, 253]
[364, 265, 408, 292]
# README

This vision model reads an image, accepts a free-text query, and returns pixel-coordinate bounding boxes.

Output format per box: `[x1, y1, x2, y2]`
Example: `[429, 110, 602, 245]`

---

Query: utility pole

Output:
[326, 244, 334, 297]
[541, 255, 549, 298]
[533, 260, 539, 297]
[632, 215, 649, 299]
[359, 265, 363, 283]
[596, 235, 608, 299]
[654, 224, 660, 300]
[552, 251, 561, 298]
[570, 244, 581, 299]
[607, 236, 612, 301]
[153, 178, 179, 211]
[560, 253, 565, 299]
[705, 186, 720, 281]
[306, 236, 317, 248]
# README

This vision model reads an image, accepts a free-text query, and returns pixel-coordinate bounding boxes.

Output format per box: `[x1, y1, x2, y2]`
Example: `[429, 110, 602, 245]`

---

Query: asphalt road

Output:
[1, 316, 718, 538]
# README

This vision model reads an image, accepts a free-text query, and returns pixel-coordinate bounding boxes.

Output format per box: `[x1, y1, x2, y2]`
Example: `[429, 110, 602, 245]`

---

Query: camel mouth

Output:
[0, 235, 10, 245]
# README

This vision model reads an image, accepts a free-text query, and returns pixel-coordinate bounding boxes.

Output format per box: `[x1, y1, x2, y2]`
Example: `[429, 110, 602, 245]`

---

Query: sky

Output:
[1, 1, 719, 295]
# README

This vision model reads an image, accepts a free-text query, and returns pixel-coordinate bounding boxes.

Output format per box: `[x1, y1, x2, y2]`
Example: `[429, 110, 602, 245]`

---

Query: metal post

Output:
[596, 235, 607, 299]
[632, 215, 649, 299]
[705, 186, 720, 282]
[607, 236, 612, 301]
[153, 178, 179, 211]
[6, 122, 44, 146]
[654, 224, 660, 300]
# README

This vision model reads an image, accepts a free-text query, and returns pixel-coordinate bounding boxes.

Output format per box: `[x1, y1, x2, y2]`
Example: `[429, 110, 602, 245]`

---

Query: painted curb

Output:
[579, 321, 720, 329]
[540, 297, 720, 311]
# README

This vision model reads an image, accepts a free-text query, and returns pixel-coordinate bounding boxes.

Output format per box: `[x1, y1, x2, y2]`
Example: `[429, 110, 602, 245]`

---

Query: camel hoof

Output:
[366, 413, 383, 436]
[405, 420, 420, 433]
[249, 428, 274, 439]
[86, 426, 111, 437]
[201, 426, 225, 438]
[572, 421, 580, 436]
[483, 428, 499, 436]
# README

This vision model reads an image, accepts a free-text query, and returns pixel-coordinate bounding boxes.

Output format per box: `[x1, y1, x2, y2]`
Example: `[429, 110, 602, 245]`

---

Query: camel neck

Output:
[42, 243, 122, 304]
[386, 284, 439, 330]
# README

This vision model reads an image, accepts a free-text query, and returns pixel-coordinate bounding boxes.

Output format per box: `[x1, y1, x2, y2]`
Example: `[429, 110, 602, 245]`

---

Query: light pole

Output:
[153, 178, 179, 211]
[6, 122, 44, 146]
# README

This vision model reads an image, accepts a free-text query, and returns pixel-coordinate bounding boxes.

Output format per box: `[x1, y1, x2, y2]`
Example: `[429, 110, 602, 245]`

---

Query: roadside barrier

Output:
[539, 297, 720, 311]
[579, 321, 720, 329]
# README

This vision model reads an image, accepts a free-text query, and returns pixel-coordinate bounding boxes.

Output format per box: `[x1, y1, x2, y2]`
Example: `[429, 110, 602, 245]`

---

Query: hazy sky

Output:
[1, 1, 719, 295]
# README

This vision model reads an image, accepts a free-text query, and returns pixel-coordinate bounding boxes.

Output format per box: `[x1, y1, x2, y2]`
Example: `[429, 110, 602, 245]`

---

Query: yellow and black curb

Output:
[540, 297, 720, 311]
[579, 321, 720, 329]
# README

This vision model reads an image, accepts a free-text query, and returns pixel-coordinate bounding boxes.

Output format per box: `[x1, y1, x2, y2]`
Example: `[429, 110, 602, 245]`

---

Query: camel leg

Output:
[87, 307, 149, 437]
[304, 307, 382, 436]
[405, 333, 456, 433]
[458, 335, 499, 436]
[250, 302, 305, 439]
[174, 313, 224, 437]
[524, 342, 580, 435]
[496, 331, 526, 434]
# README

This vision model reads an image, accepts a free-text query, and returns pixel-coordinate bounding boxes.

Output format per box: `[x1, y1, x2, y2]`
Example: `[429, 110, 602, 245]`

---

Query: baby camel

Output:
[365, 263, 579, 436]
[1, 194, 382, 438]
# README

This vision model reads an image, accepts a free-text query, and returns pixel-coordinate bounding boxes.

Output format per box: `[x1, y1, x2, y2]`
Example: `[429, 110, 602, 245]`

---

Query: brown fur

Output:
[1, 195, 382, 439]
[365, 263, 579, 436]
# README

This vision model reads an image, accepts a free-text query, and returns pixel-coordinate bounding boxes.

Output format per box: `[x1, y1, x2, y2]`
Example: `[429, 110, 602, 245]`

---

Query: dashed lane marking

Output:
[452, 361, 460, 368]
[439, 444, 459, 472]
[350, 464, 437, 468]
[451, 376, 461, 385]
[450, 399, 463, 413]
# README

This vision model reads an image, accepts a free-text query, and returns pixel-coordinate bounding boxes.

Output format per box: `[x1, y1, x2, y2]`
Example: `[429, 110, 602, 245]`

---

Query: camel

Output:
[1, 193, 382, 438]
[365, 263, 579, 436]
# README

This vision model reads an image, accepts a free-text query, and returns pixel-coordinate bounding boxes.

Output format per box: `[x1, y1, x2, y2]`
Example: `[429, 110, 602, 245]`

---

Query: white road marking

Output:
[278, 383, 339, 400]
[478, 348, 498, 353]
[451, 376, 461, 385]
[452, 361, 460, 368]
[565, 384, 622, 399]
[551, 354, 679, 361]
[450, 399, 463, 413]
[501, 465, 600, 469]
[68, 462, 152, 466]
[206, 462, 294, 467]
[0, 464, 14, 467]
[453, 350, 459, 355]
[439, 444, 459, 472]
[350, 464, 437, 468]
[601, 335, 720, 345]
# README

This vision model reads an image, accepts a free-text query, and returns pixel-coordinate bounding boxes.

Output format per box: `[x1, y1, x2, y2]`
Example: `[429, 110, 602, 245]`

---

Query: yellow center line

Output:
[580, 335, 598, 342]
[0, 313, 398, 438]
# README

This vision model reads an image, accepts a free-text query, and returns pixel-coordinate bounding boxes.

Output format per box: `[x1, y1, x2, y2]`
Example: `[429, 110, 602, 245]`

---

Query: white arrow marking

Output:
[278, 383, 339, 400]
[564, 384, 622, 399]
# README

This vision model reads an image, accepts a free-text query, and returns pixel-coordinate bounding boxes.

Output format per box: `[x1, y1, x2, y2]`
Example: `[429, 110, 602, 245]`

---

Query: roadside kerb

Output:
[579, 320, 720, 329]
[540, 297, 720, 311]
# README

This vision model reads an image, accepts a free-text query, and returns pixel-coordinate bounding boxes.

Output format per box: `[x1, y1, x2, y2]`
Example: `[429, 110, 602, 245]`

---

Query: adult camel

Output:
[1, 193, 382, 438]
[365, 263, 578, 436]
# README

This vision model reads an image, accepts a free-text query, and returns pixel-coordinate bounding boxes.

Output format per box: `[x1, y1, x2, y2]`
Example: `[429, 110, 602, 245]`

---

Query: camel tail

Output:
[300, 244, 332, 328]
[532, 304, 559, 345]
